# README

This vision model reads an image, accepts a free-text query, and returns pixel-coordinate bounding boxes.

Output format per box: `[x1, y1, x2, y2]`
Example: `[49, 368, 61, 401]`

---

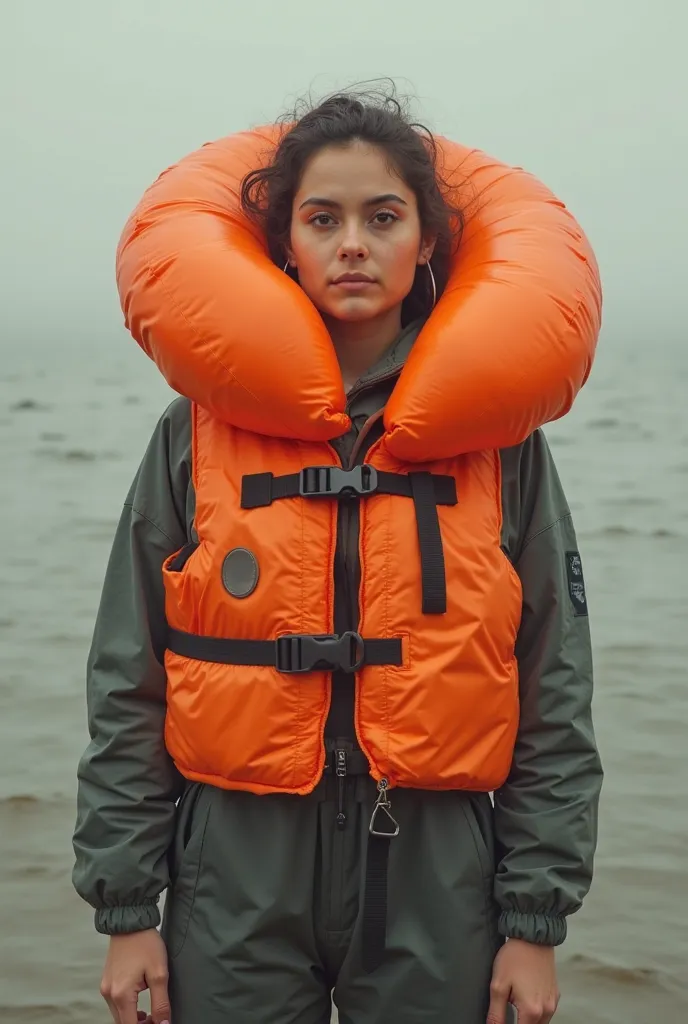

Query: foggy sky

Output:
[4, 0, 687, 355]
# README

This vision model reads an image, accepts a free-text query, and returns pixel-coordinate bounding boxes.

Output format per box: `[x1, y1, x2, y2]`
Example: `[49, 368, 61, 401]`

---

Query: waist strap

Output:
[168, 625, 395, 971]
[167, 628, 402, 674]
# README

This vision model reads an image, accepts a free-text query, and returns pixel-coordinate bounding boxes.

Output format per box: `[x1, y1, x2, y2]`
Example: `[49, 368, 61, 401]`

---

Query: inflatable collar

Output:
[117, 127, 602, 460]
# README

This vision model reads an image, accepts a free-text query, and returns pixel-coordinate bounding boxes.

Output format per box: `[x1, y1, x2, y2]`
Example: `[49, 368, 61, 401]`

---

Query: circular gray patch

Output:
[221, 548, 259, 599]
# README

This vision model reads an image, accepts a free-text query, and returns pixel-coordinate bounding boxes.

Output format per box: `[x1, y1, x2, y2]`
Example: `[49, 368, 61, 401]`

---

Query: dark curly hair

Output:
[240, 81, 464, 322]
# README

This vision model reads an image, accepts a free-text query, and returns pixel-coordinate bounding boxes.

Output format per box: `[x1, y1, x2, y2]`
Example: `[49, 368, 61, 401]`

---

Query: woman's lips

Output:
[331, 278, 377, 290]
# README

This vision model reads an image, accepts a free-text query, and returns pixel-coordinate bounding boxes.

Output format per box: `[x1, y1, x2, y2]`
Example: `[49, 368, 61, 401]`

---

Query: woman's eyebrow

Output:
[298, 193, 408, 210]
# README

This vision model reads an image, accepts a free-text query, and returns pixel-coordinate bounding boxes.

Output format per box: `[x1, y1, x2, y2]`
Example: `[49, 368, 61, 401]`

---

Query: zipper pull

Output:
[335, 749, 347, 831]
[369, 778, 400, 838]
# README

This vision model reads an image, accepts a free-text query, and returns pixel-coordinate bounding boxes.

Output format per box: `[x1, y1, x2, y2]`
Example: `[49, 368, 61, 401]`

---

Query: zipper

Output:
[339, 501, 354, 628]
[321, 441, 346, 766]
[348, 434, 385, 761]
[324, 369, 402, 797]
[341, 408, 387, 629]
[328, 747, 348, 931]
[335, 748, 348, 830]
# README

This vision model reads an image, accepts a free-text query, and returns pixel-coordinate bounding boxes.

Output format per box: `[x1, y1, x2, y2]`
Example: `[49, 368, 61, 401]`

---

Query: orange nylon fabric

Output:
[162, 407, 522, 795]
[116, 127, 601, 460]
[356, 440, 522, 790]
[163, 405, 338, 795]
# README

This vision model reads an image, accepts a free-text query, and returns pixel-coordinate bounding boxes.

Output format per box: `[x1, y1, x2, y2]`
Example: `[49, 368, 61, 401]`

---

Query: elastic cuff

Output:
[498, 910, 567, 946]
[94, 899, 161, 935]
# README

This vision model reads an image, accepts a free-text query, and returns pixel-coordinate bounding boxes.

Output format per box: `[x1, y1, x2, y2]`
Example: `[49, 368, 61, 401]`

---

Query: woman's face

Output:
[288, 141, 434, 324]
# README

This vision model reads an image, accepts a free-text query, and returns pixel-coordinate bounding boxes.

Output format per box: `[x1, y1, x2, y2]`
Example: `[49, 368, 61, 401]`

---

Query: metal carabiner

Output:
[369, 778, 400, 838]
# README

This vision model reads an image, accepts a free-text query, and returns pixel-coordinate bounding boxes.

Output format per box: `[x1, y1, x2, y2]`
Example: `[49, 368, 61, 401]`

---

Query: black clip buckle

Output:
[275, 631, 365, 674]
[299, 465, 379, 500]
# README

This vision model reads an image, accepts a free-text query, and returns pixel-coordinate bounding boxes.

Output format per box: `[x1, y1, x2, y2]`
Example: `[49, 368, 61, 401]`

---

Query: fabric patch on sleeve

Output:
[565, 550, 588, 616]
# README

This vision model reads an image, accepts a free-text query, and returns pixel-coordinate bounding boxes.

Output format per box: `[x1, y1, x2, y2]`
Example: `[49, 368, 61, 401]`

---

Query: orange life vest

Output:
[162, 404, 522, 795]
[117, 128, 602, 796]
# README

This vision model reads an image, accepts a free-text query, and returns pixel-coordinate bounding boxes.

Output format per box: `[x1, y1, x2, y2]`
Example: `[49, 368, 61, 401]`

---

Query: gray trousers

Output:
[162, 750, 503, 1023]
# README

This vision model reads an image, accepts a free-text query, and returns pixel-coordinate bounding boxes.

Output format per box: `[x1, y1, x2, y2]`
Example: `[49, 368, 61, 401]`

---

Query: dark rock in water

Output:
[587, 416, 620, 429]
[603, 495, 660, 508]
[65, 448, 121, 462]
[10, 399, 51, 412]
[600, 525, 635, 536]
[34, 447, 98, 462]
[63, 449, 98, 462]
[1, 794, 40, 807]
[567, 952, 668, 990]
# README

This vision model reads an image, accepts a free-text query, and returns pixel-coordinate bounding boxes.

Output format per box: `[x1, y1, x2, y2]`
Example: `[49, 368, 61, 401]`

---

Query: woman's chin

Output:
[320, 295, 386, 323]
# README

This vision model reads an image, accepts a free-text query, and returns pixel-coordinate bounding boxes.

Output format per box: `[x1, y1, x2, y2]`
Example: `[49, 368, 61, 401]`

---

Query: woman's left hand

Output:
[486, 938, 560, 1023]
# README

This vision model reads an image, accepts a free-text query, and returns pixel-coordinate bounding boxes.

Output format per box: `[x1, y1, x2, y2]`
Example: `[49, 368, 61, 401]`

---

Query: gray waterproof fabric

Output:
[162, 748, 503, 1023]
[73, 320, 602, 992]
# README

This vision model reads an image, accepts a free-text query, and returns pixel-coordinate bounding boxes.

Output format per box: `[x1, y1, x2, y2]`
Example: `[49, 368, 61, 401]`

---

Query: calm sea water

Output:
[1, 332, 686, 1022]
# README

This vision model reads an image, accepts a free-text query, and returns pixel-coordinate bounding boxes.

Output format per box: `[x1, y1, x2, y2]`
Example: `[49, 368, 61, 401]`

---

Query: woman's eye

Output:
[373, 211, 399, 225]
[308, 210, 398, 228]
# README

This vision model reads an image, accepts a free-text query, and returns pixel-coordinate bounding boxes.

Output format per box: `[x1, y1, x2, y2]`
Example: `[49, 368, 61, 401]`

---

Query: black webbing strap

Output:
[241, 471, 309, 508]
[167, 628, 402, 674]
[241, 467, 456, 508]
[241, 466, 457, 617]
[362, 784, 400, 974]
[362, 833, 393, 973]
[380, 472, 455, 504]
[410, 471, 448, 615]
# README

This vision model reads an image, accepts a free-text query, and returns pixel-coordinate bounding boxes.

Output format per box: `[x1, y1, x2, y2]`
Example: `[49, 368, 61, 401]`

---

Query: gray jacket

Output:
[73, 321, 602, 947]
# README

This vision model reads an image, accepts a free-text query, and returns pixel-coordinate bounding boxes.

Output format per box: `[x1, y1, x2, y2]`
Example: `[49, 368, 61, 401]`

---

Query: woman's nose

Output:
[337, 223, 369, 260]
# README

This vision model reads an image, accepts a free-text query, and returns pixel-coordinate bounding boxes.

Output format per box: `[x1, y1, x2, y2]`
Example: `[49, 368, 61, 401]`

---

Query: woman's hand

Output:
[487, 938, 560, 1023]
[100, 929, 171, 1024]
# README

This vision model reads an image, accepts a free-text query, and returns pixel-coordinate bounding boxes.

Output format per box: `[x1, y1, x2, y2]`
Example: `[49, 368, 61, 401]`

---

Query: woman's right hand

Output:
[100, 928, 171, 1024]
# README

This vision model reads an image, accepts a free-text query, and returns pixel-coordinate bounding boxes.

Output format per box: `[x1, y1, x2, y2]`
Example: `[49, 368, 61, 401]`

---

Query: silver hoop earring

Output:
[426, 261, 437, 310]
[283, 260, 290, 273]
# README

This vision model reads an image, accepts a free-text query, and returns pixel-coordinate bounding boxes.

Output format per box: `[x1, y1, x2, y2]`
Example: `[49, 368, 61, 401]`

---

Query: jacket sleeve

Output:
[72, 398, 192, 935]
[494, 430, 603, 946]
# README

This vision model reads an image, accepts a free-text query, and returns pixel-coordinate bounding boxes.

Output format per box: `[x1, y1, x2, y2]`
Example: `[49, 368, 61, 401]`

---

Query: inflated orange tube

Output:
[117, 127, 601, 459]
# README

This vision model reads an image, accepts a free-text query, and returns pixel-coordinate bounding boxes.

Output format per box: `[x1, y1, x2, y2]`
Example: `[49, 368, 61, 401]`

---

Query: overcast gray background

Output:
[2, 3, 687, 1022]
[3, 0, 687, 359]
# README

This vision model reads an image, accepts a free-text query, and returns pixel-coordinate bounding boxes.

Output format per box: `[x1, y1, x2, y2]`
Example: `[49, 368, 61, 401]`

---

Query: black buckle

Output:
[275, 631, 365, 673]
[299, 465, 379, 500]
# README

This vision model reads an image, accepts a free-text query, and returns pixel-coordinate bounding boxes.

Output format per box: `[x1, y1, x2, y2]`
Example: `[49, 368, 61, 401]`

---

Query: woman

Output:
[73, 88, 603, 1024]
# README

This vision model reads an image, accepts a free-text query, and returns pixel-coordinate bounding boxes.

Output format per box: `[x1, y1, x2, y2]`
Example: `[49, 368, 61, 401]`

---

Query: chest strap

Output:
[167, 628, 402, 674]
[241, 466, 457, 615]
